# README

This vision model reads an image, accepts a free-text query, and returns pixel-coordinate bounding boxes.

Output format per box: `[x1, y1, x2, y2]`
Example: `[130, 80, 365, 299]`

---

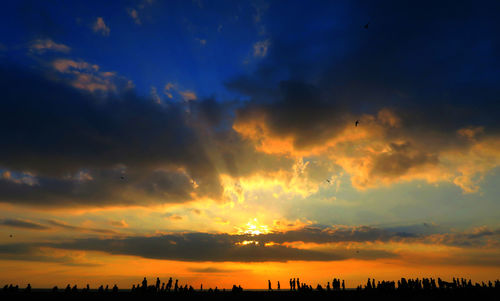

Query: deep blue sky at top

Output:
[1, 0, 499, 117]
[0, 0, 363, 100]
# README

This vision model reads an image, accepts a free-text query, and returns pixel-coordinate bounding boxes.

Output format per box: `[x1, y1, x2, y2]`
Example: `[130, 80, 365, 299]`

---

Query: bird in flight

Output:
[326, 179, 331, 184]
[364, 22, 369, 29]
[355, 120, 359, 127]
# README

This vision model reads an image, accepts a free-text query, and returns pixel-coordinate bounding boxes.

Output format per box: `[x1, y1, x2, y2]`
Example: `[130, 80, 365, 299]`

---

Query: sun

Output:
[238, 218, 271, 236]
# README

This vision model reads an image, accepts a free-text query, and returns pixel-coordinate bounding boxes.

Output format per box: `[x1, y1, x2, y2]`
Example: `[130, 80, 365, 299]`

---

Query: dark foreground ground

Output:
[1, 289, 499, 301]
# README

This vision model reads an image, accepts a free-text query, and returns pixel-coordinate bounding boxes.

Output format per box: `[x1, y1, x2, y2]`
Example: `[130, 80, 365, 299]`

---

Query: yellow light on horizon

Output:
[238, 218, 271, 236]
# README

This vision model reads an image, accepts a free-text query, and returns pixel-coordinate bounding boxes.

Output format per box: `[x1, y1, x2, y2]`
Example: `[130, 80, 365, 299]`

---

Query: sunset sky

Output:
[0, 0, 499, 289]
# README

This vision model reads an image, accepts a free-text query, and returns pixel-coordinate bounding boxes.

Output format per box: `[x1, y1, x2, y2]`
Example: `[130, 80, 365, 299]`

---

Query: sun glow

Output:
[235, 240, 259, 246]
[238, 218, 271, 235]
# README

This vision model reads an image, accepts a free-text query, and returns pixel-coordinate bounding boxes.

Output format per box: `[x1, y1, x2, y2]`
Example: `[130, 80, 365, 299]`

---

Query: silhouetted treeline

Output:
[2, 276, 499, 300]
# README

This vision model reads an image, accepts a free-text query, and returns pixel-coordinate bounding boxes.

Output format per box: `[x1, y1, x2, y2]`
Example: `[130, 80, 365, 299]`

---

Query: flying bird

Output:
[355, 120, 359, 127]
[326, 179, 331, 184]
[364, 22, 369, 29]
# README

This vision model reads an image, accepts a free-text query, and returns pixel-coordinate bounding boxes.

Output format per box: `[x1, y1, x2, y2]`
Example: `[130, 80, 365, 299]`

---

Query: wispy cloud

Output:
[179, 90, 197, 101]
[164, 82, 197, 101]
[51, 58, 132, 93]
[127, 8, 141, 25]
[47, 220, 117, 234]
[30, 39, 70, 54]
[253, 39, 270, 57]
[93, 17, 110, 36]
[109, 220, 129, 228]
[0, 218, 49, 230]
[196, 38, 207, 46]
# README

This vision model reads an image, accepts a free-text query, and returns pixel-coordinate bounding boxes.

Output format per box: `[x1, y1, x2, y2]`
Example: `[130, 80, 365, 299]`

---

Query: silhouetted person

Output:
[112, 284, 118, 293]
[142, 277, 147, 290]
[342, 279, 345, 290]
[25, 283, 31, 293]
[174, 279, 178, 292]
[297, 278, 300, 289]
[277, 281, 280, 290]
[355, 120, 360, 127]
[200, 284, 203, 291]
[268, 280, 272, 291]
[156, 277, 160, 292]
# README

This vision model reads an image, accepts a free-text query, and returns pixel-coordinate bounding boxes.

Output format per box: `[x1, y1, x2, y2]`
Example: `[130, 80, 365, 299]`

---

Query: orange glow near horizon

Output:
[1, 255, 499, 289]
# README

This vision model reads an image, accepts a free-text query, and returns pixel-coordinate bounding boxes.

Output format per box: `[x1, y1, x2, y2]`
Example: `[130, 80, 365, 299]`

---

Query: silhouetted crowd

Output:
[352, 277, 500, 291]
[2, 276, 499, 295]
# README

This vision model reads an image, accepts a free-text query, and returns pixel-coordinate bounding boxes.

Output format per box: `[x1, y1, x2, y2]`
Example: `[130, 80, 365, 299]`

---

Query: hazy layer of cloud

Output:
[5, 230, 395, 262]
[0, 218, 49, 230]
[0, 218, 124, 234]
[46, 220, 118, 234]
[1, 224, 498, 264]
[188, 267, 244, 273]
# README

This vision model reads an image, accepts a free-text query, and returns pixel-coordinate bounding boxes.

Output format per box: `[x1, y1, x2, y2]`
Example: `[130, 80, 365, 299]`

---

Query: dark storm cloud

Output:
[0, 162, 197, 207]
[0, 63, 297, 207]
[0, 218, 49, 230]
[229, 0, 500, 148]
[0, 64, 207, 175]
[0, 64, 226, 206]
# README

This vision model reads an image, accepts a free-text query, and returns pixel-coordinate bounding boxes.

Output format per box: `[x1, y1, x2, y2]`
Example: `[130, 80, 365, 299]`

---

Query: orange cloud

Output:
[233, 108, 500, 193]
